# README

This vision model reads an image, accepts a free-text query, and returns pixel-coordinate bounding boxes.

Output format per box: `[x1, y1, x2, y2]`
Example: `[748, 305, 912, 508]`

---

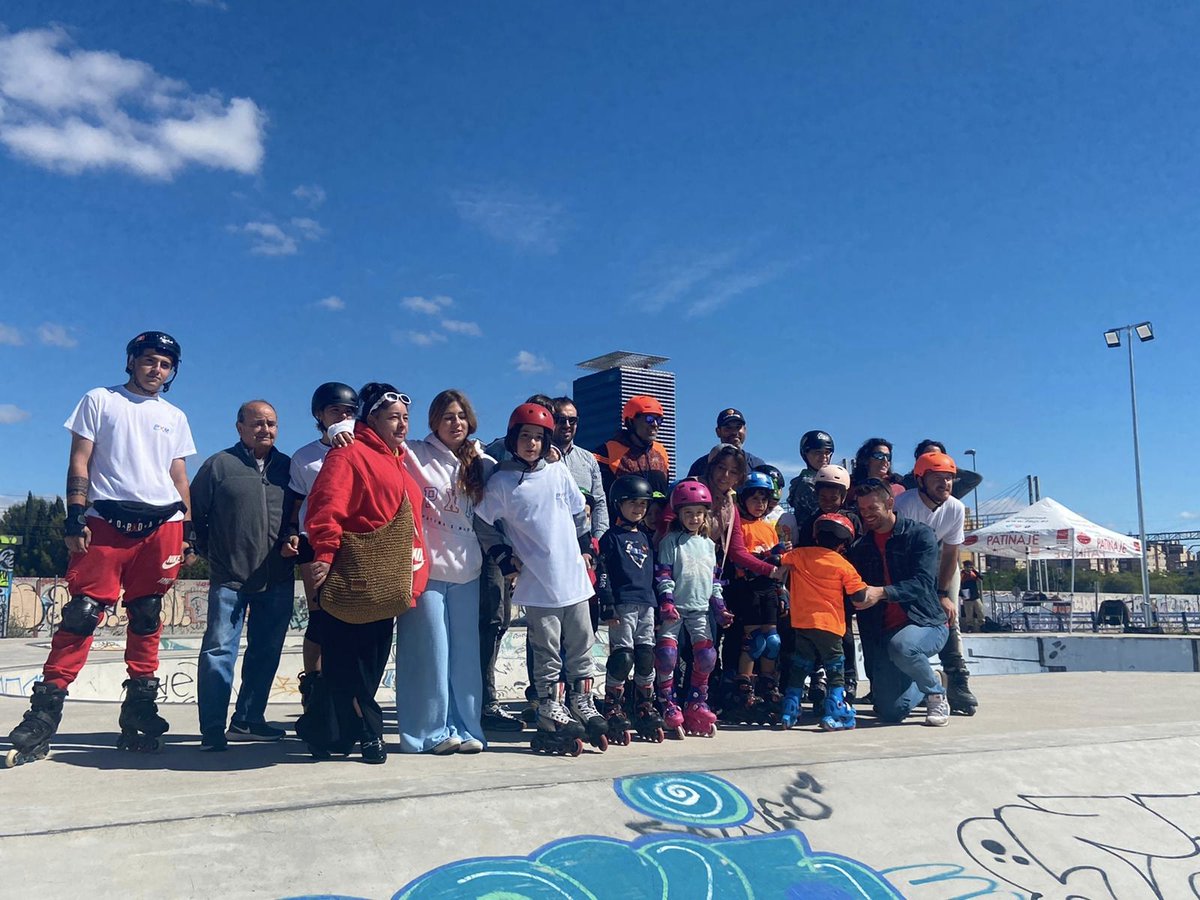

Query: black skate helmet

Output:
[752, 464, 785, 501]
[125, 331, 181, 391]
[610, 475, 655, 508]
[800, 430, 835, 457]
[311, 382, 360, 419]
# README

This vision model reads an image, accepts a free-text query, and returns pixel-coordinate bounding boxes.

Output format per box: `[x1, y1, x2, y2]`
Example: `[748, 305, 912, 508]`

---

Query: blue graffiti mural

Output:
[614, 771, 753, 829]
[283, 771, 1018, 900]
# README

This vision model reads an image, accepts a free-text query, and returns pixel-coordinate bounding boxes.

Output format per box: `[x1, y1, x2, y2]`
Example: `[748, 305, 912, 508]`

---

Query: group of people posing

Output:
[4, 330, 979, 769]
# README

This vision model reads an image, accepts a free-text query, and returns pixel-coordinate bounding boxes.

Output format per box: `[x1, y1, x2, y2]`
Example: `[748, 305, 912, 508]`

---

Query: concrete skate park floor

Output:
[2, 667, 1199, 900]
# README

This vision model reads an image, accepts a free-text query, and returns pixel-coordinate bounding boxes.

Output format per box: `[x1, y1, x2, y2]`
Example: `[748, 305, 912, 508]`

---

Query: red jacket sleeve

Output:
[723, 506, 775, 576]
[304, 449, 356, 564]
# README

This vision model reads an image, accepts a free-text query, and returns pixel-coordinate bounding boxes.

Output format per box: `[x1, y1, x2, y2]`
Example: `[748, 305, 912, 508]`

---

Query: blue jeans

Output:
[395, 578, 484, 752]
[869, 623, 948, 723]
[196, 581, 294, 735]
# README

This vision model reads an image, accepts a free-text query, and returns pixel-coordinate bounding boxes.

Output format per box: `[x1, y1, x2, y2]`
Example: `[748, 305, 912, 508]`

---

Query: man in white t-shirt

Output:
[281, 382, 358, 711]
[893, 451, 978, 716]
[6, 331, 195, 766]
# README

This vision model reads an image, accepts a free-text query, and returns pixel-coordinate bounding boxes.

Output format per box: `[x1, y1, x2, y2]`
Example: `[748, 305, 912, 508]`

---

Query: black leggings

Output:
[322, 614, 394, 742]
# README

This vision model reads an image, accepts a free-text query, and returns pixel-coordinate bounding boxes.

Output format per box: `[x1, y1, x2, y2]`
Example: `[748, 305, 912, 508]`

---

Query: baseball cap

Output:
[716, 408, 746, 427]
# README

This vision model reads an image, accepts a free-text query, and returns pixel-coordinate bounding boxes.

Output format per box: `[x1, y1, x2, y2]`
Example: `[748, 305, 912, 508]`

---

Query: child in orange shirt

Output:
[778, 513, 866, 731]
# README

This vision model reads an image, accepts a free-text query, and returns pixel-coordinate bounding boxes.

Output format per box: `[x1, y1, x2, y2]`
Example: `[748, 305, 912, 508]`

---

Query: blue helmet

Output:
[738, 471, 776, 498]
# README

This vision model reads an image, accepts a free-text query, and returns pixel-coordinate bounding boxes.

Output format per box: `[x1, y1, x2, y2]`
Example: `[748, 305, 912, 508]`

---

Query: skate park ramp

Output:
[2, 662, 1199, 898]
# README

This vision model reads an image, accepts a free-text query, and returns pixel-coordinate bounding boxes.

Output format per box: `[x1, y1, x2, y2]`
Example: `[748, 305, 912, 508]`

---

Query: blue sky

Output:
[1, 2, 1198, 534]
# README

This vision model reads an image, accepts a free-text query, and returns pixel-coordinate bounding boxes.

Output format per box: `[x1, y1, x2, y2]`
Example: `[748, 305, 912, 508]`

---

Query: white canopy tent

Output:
[962, 497, 1143, 625]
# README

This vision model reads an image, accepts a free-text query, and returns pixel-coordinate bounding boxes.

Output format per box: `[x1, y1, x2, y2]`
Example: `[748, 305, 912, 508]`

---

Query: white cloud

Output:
[291, 217, 325, 241]
[0, 27, 265, 179]
[633, 248, 794, 317]
[36, 322, 77, 347]
[292, 184, 326, 208]
[441, 318, 482, 337]
[763, 458, 804, 480]
[228, 221, 297, 256]
[399, 330, 447, 347]
[514, 350, 551, 374]
[1180, 511, 1199, 521]
[316, 295, 344, 311]
[451, 187, 565, 254]
[401, 295, 452, 315]
[0, 404, 31, 424]
[0, 323, 23, 345]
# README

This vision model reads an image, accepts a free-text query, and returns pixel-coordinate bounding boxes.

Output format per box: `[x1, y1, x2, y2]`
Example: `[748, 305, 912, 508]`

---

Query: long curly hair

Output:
[428, 389, 485, 504]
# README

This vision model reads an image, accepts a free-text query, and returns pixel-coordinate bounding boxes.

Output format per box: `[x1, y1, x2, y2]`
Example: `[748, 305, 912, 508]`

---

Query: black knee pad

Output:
[633, 644, 655, 679]
[607, 647, 635, 682]
[60, 596, 104, 636]
[124, 595, 163, 636]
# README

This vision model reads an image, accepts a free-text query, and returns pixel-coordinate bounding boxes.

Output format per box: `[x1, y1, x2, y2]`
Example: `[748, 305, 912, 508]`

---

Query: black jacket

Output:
[595, 524, 656, 618]
[190, 443, 293, 591]
[846, 513, 946, 638]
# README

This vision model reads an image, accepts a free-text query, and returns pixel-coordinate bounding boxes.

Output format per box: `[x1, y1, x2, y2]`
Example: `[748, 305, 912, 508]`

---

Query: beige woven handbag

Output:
[319, 495, 416, 624]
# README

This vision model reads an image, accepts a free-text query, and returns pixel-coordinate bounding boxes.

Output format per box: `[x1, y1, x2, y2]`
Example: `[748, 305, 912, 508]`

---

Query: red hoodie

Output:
[305, 422, 429, 598]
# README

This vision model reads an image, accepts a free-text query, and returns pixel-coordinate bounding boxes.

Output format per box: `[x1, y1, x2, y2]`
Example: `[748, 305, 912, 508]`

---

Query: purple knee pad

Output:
[654, 639, 678, 677]
[693, 639, 716, 677]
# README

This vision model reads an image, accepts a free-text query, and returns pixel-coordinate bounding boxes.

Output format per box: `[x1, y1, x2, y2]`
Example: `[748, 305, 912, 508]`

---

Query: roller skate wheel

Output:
[3, 746, 47, 768]
[669, 726, 685, 740]
[570, 739, 584, 757]
[596, 734, 609, 752]
[653, 728, 664, 743]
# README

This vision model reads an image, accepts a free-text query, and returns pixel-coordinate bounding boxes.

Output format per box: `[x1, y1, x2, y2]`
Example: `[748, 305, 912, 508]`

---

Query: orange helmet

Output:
[913, 451, 957, 478]
[623, 395, 664, 421]
[505, 403, 556, 457]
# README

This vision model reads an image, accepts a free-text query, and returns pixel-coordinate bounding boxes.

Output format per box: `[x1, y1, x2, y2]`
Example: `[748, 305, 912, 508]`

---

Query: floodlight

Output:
[1103, 329, 1121, 348]
[1134, 321, 1154, 342]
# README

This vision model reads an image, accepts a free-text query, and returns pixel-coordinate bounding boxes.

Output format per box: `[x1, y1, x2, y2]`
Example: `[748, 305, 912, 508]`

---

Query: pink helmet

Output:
[670, 478, 712, 512]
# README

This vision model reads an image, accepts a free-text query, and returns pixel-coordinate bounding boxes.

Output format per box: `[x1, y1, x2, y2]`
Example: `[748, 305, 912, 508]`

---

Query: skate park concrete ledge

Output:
[2, 632, 1200, 899]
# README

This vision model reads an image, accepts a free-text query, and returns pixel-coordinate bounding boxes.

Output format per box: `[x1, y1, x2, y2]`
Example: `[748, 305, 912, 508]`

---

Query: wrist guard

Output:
[65, 503, 88, 537]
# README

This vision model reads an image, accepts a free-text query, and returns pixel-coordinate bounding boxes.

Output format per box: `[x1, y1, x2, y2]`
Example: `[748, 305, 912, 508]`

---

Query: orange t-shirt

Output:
[781, 546, 867, 634]
[736, 517, 779, 575]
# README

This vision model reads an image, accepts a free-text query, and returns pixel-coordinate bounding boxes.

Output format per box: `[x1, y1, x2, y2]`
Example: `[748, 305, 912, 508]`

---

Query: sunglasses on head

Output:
[555, 415, 578, 425]
[366, 391, 412, 416]
[869, 451, 891, 461]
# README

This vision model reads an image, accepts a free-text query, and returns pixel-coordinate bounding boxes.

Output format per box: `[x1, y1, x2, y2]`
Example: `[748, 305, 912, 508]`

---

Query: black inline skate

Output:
[631, 684, 665, 743]
[5, 682, 66, 768]
[602, 683, 632, 746]
[721, 675, 759, 725]
[945, 668, 978, 716]
[116, 677, 169, 752]
[530, 685, 585, 757]
[567, 677, 608, 751]
[756, 672, 783, 727]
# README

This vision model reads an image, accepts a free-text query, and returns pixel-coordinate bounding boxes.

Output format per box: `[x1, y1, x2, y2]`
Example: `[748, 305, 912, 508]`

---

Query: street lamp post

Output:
[964, 448, 980, 528]
[1103, 322, 1155, 625]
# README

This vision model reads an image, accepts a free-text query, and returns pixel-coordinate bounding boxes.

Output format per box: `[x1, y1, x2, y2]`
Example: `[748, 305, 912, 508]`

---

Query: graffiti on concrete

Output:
[4, 577, 310, 638]
[283, 771, 1014, 899]
[959, 792, 1200, 899]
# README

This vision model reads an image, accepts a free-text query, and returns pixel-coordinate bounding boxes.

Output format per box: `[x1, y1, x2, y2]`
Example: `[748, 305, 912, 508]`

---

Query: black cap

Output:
[717, 408, 745, 427]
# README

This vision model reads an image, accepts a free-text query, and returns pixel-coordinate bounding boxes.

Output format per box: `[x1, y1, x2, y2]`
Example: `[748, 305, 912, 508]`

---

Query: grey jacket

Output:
[561, 443, 608, 539]
[191, 442, 294, 591]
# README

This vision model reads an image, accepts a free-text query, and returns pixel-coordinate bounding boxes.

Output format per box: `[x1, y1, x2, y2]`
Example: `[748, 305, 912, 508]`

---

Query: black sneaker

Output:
[360, 738, 387, 764]
[227, 721, 285, 742]
[200, 732, 228, 752]
[481, 702, 524, 732]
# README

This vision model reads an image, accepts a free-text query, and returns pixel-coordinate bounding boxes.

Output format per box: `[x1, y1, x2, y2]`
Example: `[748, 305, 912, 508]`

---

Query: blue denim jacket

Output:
[847, 513, 946, 638]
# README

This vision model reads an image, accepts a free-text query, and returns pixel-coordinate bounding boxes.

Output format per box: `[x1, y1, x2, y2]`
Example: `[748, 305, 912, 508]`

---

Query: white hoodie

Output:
[403, 433, 496, 584]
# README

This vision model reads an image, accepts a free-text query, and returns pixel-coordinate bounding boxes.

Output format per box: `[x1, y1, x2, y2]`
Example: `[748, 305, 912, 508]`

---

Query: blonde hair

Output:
[428, 389, 485, 504]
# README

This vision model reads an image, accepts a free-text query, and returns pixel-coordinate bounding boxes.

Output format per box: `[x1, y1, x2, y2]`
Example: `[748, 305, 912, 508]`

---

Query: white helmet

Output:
[814, 464, 850, 491]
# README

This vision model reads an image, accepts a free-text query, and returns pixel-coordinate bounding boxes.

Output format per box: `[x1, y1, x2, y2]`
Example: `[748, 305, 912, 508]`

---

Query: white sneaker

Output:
[457, 738, 484, 754]
[924, 693, 950, 727]
[430, 735, 462, 755]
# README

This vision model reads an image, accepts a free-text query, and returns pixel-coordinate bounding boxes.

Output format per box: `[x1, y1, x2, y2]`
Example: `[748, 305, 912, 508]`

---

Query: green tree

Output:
[0, 492, 69, 576]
